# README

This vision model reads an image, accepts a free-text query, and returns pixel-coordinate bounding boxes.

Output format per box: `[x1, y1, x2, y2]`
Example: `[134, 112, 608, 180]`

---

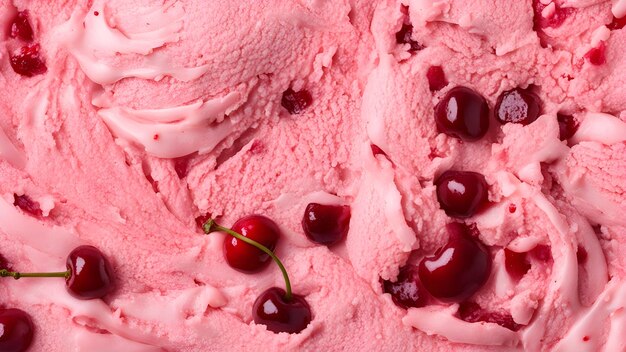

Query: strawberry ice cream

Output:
[0, 0, 625, 351]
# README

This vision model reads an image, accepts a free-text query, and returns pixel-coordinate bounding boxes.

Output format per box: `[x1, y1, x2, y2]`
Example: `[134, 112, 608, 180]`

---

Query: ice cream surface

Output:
[0, 0, 625, 351]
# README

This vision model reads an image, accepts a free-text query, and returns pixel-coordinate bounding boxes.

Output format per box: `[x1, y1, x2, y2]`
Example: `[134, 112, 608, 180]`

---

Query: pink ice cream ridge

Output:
[0, 0, 626, 351]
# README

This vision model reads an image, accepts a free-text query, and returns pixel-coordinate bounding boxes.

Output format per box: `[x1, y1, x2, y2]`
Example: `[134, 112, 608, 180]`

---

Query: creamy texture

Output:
[0, 0, 625, 351]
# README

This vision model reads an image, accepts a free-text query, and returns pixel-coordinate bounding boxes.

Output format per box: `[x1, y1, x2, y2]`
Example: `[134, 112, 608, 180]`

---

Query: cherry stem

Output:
[0, 268, 70, 280]
[203, 218, 293, 301]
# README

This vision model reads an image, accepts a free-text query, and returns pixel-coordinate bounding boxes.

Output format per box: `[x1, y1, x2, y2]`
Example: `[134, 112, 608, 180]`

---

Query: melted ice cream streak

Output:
[62, 0, 245, 158]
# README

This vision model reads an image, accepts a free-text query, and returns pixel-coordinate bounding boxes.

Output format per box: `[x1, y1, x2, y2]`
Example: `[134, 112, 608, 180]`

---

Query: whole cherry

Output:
[0, 308, 34, 352]
[203, 217, 312, 334]
[0, 245, 114, 300]
[434, 86, 490, 141]
[253, 287, 312, 334]
[222, 215, 280, 273]
[435, 170, 489, 218]
[65, 245, 115, 299]
[301, 203, 351, 246]
[418, 223, 491, 302]
[382, 265, 427, 309]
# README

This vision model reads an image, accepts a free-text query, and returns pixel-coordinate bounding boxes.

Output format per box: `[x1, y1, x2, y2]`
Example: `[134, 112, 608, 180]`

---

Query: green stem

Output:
[0, 269, 70, 280]
[203, 218, 292, 301]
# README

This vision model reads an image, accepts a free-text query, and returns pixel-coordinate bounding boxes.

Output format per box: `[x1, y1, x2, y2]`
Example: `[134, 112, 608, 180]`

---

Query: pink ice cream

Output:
[0, 0, 625, 351]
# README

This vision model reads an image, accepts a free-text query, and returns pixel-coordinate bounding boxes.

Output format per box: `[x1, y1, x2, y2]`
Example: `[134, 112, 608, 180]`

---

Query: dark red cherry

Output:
[396, 23, 424, 52]
[608, 16, 626, 30]
[495, 88, 542, 125]
[66, 245, 115, 300]
[557, 113, 579, 140]
[382, 265, 427, 309]
[434, 86, 490, 141]
[435, 171, 489, 218]
[532, 0, 574, 29]
[427, 66, 448, 92]
[584, 42, 606, 66]
[301, 203, 351, 246]
[0, 308, 34, 352]
[13, 194, 42, 217]
[10, 44, 47, 77]
[458, 301, 522, 331]
[224, 215, 280, 273]
[9, 11, 34, 42]
[252, 287, 312, 334]
[281, 88, 312, 114]
[504, 248, 530, 280]
[418, 223, 491, 302]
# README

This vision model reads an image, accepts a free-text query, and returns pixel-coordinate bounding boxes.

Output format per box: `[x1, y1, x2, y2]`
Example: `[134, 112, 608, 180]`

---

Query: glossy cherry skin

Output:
[0, 308, 34, 352]
[301, 203, 351, 246]
[224, 215, 280, 273]
[435, 171, 489, 218]
[434, 86, 490, 141]
[495, 88, 542, 125]
[382, 265, 427, 309]
[66, 245, 115, 300]
[418, 223, 491, 302]
[252, 287, 312, 334]
[281, 88, 312, 114]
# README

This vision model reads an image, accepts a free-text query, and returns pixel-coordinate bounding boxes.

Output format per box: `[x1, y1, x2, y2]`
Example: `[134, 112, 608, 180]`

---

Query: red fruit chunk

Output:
[224, 215, 280, 273]
[281, 88, 312, 114]
[13, 194, 42, 217]
[533, 0, 575, 29]
[0, 308, 34, 352]
[395, 23, 424, 52]
[584, 42, 606, 66]
[10, 44, 47, 77]
[371, 144, 386, 156]
[9, 11, 34, 41]
[504, 249, 531, 280]
[458, 301, 522, 331]
[301, 203, 351, 246]
[608, 16, 626, 30]
[66, 245, 115, 299]
[418, 223, 492, 302]
[427, 66, 448, 92]
[495, 88, 542, 125]
[382, 265, 427, 309]
[252, 287, 312, 334]
[434, 86, 490, 141]
[557, 113, 579, 140]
